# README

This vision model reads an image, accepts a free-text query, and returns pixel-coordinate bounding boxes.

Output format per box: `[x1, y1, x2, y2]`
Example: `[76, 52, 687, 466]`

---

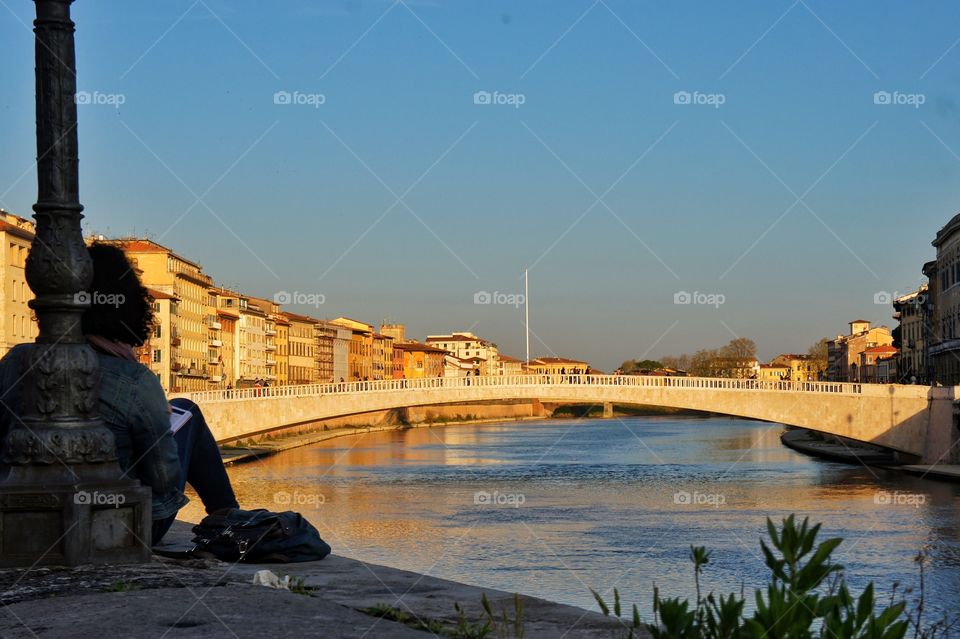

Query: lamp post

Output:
[0, 0, 150, 567]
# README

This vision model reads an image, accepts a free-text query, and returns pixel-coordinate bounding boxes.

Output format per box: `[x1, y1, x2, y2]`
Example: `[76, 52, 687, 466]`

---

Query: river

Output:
[180, 416, 960, 620]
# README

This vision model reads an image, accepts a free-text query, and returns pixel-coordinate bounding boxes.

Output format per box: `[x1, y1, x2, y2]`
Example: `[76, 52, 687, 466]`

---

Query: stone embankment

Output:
[0, 522, 635, 638]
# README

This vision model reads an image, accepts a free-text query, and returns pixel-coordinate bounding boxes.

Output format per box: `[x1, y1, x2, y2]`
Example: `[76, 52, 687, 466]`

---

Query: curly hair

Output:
[81, 243, 155, 346]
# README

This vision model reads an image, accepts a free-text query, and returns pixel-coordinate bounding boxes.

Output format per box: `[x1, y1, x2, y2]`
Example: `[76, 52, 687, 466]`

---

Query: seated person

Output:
[0, 243, 238, 544]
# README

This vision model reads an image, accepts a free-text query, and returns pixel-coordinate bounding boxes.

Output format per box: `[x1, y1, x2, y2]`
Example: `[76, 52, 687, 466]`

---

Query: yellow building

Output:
[209, 288, 242, 388]
[770, 354, 825, 381]
[827, 320, 894, 382]
[245, 297, 282, 384]
[425, 331, 499, 375]
[757, 364, 790, 381]
[497, 354, 524, 376]
[527, 357, 590, 375]
[237, 295, 267, 387]
[331, 317, 374, 381]
[0, 211, 37, 356]
[274, 314, 290, 386]
[108, 239, 213, 392]
[138, 287, 177, 387]
[284, 311, 319, 385]
[372, 332, 394, 380]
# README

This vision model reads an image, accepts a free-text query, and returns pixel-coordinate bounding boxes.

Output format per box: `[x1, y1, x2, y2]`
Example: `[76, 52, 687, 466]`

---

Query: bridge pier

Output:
[602, 402, 614, 419]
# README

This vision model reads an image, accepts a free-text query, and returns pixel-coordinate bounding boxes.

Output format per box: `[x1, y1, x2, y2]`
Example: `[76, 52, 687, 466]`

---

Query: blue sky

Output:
[2, 1, 960, 370]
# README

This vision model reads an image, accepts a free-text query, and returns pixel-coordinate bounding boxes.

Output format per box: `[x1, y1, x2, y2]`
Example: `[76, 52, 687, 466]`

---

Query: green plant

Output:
[593, 515, 919, 639]
[105, 580, 139, 592]
[286, 576, 312, 596]
[591, 587, 642, 638]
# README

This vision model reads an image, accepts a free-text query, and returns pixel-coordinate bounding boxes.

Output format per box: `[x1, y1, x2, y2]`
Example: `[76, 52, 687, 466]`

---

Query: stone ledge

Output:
[0, 520, 639, 638]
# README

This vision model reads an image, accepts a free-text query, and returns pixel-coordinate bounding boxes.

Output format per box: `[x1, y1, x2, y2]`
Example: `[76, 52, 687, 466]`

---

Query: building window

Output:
[153, 349, 162, 363]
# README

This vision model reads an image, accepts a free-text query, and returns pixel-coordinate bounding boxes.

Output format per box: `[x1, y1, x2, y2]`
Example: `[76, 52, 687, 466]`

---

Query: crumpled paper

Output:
[252, 569, 291, 590]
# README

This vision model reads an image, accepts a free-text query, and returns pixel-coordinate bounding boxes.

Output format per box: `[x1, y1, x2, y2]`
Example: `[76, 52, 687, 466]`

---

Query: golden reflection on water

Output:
[178, 418, 960, 614]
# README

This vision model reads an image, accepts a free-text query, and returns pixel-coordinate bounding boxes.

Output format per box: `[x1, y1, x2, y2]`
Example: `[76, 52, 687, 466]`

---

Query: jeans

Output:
[152, 398, 239, 544]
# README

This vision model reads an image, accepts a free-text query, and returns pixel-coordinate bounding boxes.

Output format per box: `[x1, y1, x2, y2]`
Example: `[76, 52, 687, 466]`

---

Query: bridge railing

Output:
[181, 374, 863, 404]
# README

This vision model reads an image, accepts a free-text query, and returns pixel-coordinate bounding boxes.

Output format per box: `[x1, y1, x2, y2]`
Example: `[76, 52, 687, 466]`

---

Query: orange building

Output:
[393, 341, 446, 379]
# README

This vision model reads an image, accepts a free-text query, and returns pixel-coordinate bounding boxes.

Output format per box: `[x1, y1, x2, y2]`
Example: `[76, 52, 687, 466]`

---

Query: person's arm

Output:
[128, 370, 188, 521]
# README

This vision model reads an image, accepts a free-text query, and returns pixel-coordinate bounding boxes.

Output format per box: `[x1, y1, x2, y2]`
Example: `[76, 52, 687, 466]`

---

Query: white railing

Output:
[181, 374, 864, 404]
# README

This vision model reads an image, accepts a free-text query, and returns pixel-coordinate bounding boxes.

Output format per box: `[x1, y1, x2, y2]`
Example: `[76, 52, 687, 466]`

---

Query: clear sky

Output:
[2, 1, 960, 371]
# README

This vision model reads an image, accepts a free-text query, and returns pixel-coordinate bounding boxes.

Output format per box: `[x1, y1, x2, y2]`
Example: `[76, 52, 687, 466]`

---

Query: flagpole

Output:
[525, 269, 530, 366]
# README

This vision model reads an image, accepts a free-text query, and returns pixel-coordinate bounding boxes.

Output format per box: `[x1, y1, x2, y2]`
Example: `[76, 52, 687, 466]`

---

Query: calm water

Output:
[182, 417, 960, 618]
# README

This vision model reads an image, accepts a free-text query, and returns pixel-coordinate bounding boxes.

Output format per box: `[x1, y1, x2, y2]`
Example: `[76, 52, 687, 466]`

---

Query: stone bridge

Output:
[178, 375, 960, 464]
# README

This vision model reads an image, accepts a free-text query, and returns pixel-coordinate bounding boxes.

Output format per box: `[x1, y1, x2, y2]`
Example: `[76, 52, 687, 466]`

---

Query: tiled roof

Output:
[145, 287, 177, 300]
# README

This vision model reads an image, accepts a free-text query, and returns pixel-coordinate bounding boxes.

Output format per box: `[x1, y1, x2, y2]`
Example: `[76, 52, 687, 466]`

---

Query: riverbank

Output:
[0, 520, 631, 638]
[781, 428, 960, 483]
[221, 415, 549, 465]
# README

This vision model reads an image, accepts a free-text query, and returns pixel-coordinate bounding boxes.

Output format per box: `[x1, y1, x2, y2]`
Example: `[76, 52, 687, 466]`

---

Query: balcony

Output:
[210, 339, 223, 348]
[265, 343, 276, 351]
[266, 359, 277, 367]
[265, 328, 277, 336]
[209, 320, 222, 330]
[170, 362, 182, 371]
[208, 357, 220, 365]
[209, 375, 223, 383]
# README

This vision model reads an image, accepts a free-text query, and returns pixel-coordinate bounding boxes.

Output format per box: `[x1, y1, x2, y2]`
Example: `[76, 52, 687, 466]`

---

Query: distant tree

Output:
[689, 349, 719, 376]
[719, 337, 757, 360]
[619, 359, 664, 374]
[807, 337, 829, 362]
[660, 354, 691, 372]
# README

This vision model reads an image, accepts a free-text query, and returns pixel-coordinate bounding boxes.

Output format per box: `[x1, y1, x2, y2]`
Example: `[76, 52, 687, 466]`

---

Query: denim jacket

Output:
[0, 344, 188, 521]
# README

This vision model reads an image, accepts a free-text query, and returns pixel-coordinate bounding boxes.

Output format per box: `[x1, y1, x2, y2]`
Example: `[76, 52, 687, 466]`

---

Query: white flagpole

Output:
[525, 269, 530, 366]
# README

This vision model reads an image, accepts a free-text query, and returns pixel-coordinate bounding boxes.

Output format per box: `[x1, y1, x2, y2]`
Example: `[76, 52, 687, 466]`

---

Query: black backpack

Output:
[190, 508, 331, 563]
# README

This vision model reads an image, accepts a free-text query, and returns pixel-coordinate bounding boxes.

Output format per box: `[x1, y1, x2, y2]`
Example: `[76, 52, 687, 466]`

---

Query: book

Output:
[169, 405, 192, 434]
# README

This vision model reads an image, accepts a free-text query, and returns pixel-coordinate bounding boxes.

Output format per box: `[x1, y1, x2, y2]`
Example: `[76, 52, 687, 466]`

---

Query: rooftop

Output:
[530, 357, 590, 365]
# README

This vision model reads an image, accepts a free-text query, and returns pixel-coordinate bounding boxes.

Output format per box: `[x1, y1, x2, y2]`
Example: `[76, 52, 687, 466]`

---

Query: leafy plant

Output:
[105, 580, 139, 593]
[593, 515, 921, 639]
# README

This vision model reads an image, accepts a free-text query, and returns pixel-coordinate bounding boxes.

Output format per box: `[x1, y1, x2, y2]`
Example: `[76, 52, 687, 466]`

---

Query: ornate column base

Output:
[0, 478, 151, 567]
